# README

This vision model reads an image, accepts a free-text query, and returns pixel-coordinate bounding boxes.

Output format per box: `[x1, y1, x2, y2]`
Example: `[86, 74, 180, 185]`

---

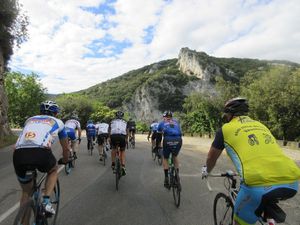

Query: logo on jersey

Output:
[25, 131, 36, 139]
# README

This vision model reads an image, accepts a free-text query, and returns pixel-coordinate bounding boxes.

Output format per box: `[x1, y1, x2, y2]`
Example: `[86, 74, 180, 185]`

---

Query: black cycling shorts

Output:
[151, 131, 157, 140]
[110, 134, 126, 151]
[13, 148, 57, 184]
[97, 133, 109, 145]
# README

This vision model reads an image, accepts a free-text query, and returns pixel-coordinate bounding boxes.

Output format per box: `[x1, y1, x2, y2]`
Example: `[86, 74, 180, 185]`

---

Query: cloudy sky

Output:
[9, 0, 300, 94]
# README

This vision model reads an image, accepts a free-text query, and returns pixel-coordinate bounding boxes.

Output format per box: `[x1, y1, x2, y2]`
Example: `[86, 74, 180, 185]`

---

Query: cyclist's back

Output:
[127, 118, 136, 139]
[86, 120, 96, 140]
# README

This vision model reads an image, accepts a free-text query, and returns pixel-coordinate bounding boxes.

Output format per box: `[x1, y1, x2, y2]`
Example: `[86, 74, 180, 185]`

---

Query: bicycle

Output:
[167, 150, 181, 208]
[13, 169, 60, 225]
[152, 146, 163, 166]
[100, 138, 109, 166]
[87, 136, 94, 155]
[129, 135, 135, 149]
[114, 145, 122, 191]
[205, 171, 288, 225]
[64, 149, 76, 175]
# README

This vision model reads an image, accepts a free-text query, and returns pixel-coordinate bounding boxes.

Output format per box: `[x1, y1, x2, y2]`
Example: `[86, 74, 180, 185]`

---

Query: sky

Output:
[9, 0, 300, 94]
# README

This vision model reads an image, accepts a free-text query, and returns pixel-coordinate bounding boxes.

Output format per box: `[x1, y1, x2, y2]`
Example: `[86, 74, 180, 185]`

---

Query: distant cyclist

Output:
[157, 111, 182, 188]
[13, 100, 70, 215]
[127, 118, 136, 144]
[147, 119, 160, 153]
[201, 97, 300, 225]
[96, 120, 109, 161]
[109, 111, 128, 176]
[65, 115, 81, 158]
[86, 120, 96, 150]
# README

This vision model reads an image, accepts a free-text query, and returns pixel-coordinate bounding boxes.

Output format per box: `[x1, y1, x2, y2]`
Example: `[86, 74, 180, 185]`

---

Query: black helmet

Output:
[40, 100, 60, 116]
[163, 110, 173, 118]
[224, 97, 249, 115]
[115, 110, 124, 118]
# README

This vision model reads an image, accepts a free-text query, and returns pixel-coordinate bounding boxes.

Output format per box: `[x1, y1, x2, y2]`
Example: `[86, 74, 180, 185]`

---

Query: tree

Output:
[241, 66, 300, 141]
[5, 72, 46, 127]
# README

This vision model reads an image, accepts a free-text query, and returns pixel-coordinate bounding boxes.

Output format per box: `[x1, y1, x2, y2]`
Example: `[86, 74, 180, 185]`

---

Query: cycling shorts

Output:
[87, 134, 96, 142]
[234, 181, 298, 224]
[97, 133, 109, 145]
[162, 136, 182, 159]
[13, 148, 57, 184]
[66, 128, 77, 141]
[151, 131, 158, 140]
[110, 134, 126, 151]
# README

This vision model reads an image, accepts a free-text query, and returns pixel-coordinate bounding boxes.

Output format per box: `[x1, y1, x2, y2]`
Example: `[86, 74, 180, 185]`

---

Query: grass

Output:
[0, 135, 18, 148]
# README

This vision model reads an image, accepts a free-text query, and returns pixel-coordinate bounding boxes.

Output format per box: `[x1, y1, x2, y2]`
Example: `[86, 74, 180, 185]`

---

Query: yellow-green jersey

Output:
[220, 116, 300, 186]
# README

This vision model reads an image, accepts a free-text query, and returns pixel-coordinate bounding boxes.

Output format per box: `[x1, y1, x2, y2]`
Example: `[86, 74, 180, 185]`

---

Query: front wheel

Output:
[213, 192, 234, 225]
[13, 199, 36, 225]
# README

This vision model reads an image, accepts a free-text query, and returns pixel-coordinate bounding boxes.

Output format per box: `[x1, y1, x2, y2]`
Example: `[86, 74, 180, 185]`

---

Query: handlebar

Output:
[204, 170, 239, 192]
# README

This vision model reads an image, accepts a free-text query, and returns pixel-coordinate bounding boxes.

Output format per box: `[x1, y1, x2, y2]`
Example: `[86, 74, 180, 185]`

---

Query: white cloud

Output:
[9, 0, 300, 94]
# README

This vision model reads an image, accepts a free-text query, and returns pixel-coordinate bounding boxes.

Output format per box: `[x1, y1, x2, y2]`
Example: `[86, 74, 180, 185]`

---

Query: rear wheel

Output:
[213, 192, 234, 225]
[13, 199, 36, 225]
[65, 162, 71, 174]
[152, 146, 156, 160]
[115, 158, 120, 191]
[157, 148, 163, 166]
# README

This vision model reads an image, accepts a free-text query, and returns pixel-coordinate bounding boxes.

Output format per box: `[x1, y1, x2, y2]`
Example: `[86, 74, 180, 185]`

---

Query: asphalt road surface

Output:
[0, 134, 299, 225]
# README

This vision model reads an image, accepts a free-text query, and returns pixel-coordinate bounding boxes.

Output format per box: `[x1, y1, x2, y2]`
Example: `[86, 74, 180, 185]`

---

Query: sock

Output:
[42, 196, 50, 204]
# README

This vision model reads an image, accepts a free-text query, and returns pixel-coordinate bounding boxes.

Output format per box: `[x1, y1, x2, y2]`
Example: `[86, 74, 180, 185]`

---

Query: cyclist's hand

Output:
[201, 166, 208, 179]
[77, 138, 81, 144]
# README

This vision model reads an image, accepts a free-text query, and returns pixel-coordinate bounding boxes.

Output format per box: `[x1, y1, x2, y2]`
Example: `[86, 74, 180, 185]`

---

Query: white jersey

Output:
[110, 119, 127, 135]
[15, 115, 67, 149]
[65, 119, 81, 130]
[97, 123, 109, 134]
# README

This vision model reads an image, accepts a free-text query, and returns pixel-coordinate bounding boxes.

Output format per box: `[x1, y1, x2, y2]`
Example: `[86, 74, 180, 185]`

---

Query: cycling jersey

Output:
[86, 123, 96, 137]
[157, 118, 182, 138]
[65, 119, 81, 130]
[110, 119, 127, 135]
[127, 121, 136, 131]
[97, 123, 109, 134]
[150, 122, 159, 132]
[221, 116, 300, 186]
[15, 115, 67, 149]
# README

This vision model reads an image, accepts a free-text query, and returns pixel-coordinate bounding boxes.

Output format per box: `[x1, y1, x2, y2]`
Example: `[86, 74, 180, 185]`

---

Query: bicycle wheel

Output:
[213, 192, 234, 225]
[65, 162, 71, 175]
[90, 144, 93, 156]
[172, 169, 181, 208]
[115, 158, 121, 191]
[47, 179, 60, 225]
[103, 150, 106, 166]
[13, 199, 37, 225]
[152, 146, 156, 160]
[157, 148, 162, 166]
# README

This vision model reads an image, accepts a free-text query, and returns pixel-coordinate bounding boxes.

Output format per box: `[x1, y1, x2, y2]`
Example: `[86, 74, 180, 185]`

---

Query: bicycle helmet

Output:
[40, 100, 60, 116]
[87, 120, 93, 124]
[224, 97, 249, 115]
[163, 110, 173, 118]
[115, 110, 124, 119]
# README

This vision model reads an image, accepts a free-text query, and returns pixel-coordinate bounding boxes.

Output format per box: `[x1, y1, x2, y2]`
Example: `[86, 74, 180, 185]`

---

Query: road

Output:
[0, 134, 299, 225]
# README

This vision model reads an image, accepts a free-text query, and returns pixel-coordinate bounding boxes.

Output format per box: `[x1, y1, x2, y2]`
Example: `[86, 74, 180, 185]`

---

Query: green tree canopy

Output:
[5, 72, 46, 126]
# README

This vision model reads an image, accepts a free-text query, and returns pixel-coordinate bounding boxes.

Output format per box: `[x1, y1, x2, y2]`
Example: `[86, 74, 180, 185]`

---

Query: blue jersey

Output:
[86, 123, 96, 137]
[157, 118, 182, 138]
[150, 122, 159, 132]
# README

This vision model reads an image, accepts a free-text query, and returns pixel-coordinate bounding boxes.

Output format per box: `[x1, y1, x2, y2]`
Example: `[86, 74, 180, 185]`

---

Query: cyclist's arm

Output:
[206, 128, 224, 173]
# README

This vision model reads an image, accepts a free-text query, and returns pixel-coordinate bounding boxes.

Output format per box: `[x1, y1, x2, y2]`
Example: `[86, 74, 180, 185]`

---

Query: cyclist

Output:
[201, 97, 300, 225]
[147, 119, 160, 153]
[96, 120, 109, 161]
[157, 111, 182, 188]
[13, 100, 70, 215]
[65, 115, 81, 158]
[127, 118, 136, 144]
[109, 110, 128, 176]
[86, 120, 96, 150]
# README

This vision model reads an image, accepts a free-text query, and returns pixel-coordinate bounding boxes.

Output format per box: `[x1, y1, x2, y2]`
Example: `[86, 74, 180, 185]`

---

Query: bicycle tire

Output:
[13, 199, 37, 225]
[65, 162, 71, 175]
[152, 146, 156, 160]
[213, 192, 234, 225]
[157, 148, 163, 166]
[115, 158, 120, 191]
[103, 151, 106, 166]
[172, 169, 181, 208]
